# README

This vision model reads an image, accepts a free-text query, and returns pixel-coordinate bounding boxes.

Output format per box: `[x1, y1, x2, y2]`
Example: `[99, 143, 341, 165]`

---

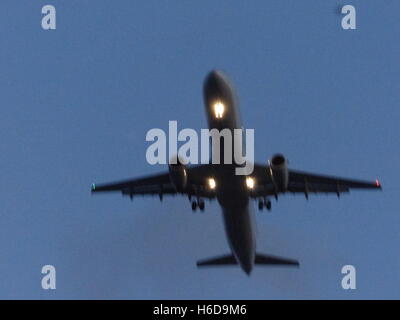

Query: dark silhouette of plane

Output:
[91, 70, 382, 275]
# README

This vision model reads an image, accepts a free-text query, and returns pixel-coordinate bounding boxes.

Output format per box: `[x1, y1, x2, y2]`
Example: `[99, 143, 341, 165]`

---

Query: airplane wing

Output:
[251, 163, 381, 198]
[91, 164, 216, 199]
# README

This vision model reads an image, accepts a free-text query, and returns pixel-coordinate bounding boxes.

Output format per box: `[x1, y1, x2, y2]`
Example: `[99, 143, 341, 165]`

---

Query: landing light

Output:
[213, 101, 225, 119]
[246, 177, 255, 189]
[208, 178, 216, 190]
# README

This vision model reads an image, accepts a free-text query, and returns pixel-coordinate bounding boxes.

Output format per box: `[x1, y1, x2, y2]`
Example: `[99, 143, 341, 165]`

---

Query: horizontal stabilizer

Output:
[197, 253, 299, 267]
[255, 254, 299, 266]
[197, 254, 236, 266]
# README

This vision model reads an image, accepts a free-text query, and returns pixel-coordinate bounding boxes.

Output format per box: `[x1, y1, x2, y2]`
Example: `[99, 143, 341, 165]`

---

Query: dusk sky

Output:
[0, 1, 399, 299]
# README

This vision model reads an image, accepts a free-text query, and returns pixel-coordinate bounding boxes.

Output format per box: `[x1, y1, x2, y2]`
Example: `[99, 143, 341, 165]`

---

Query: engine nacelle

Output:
[168, 156, 188, 192]
[269, 154, 289, 192]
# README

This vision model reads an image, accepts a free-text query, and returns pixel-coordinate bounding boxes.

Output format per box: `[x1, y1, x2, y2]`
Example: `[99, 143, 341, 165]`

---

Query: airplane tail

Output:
[197, 253, 299, 267]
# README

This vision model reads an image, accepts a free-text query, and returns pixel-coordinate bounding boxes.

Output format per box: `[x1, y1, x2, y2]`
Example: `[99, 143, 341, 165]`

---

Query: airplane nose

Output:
[205, 70, 221, 87]
[204, 70, 229, 98]
[209, 69, 222, 78]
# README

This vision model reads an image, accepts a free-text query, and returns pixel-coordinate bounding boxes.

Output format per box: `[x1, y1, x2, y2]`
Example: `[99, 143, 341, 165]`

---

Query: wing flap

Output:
[289, 169, 381, 190]
[91, 164, 217, 199]
[251, 163, 381, 198]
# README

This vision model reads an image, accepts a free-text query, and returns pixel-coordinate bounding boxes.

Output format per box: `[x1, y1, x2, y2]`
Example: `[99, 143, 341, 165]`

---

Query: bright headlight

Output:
[246, 177, 255, 189]
[208, 178, 216, 189]
[213, 101, 225, 119]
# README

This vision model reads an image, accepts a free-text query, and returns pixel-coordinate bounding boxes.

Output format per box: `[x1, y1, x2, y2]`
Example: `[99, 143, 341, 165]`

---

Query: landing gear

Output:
[265, 199, 272, 211]
[258, 198, 272, 211]
[191, 198, 205, 212]
[258, 200, 264, 210]
[198, 199, 205, 211]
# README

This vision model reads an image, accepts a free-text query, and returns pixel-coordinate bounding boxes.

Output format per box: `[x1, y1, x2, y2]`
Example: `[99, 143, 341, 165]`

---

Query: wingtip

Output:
[375, 179, 382, 190]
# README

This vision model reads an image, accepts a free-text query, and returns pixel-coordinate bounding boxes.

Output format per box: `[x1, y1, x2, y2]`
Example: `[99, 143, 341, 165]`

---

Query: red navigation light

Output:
[375, 179, 381, 187]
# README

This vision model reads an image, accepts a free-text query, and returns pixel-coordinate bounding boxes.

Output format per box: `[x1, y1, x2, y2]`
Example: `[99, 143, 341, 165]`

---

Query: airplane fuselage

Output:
[203, 70, 256, 274]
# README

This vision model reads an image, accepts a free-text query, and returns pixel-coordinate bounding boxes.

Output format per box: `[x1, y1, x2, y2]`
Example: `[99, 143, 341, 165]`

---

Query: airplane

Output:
[91, 70, 382, 275]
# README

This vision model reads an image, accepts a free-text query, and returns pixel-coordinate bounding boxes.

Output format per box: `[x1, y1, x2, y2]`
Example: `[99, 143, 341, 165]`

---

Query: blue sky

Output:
[0, 0, 399, 299]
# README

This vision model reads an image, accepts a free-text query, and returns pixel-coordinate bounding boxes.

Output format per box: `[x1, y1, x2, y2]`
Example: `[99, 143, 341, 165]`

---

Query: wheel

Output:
[258, 200, 263, 211]
[198, 199, 205, 211]
[191, 201, 197, 211]
[265, 200, 272, 211]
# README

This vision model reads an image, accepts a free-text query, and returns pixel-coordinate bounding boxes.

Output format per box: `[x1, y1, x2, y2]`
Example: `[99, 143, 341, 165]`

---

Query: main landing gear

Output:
[191, 198, 205, 212]
[258, 198, 272, 211]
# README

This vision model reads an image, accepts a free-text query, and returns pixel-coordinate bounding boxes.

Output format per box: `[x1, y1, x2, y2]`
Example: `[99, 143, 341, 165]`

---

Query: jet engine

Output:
[269, 154, 289, 192]
[168, 156, 188, 192]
